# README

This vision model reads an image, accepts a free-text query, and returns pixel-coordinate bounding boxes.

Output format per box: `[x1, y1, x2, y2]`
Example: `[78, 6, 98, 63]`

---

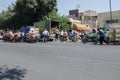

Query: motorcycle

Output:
[60, 35, 67, 42]
[81, 32, 99, 44]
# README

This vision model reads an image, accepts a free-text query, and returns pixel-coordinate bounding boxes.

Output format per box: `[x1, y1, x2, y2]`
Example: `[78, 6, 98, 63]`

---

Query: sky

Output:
[0, 0, 120, 15]
[0, 0, 16, 12]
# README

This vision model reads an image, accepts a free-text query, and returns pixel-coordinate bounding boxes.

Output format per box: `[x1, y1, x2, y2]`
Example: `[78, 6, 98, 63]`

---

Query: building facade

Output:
[79, 10, 98, 30]
[68, 10, 98, 31]
[98, 10, 120, 29]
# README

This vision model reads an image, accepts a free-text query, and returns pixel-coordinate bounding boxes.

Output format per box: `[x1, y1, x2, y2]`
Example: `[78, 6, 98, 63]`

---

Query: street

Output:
[0, 41, 120, 80]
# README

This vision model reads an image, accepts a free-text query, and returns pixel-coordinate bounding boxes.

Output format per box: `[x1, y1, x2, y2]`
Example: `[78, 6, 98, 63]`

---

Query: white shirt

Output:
[42, 30, 49, 36]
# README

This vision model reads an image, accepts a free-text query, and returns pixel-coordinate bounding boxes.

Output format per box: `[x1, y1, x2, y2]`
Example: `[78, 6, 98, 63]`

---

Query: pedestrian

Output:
[55, 27, 60, 40]
[97, 28, 106, 45]
[42, 29, 49, 42]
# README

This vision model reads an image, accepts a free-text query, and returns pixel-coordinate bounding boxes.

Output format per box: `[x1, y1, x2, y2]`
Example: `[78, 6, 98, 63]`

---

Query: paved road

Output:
[0, 41, 120, 80]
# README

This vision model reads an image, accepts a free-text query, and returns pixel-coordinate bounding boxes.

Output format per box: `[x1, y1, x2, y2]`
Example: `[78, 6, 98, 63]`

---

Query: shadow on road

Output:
[0, 65, 27, 80]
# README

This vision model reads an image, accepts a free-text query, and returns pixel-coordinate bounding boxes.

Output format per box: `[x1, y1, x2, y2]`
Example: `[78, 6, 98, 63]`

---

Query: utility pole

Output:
[109, 0, 112, 24]
[76, 4, 80, 21]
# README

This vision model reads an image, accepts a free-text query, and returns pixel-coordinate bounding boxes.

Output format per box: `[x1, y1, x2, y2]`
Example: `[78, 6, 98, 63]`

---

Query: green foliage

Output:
[43, 9, 58, 21]
[43, 9, 69, 31]
[59, 16, 69, 31]
[0, 0, 69, 30]
[0, 0, 57, 29]
[0, 6, 14, 29]
[36, 0, 57, 20]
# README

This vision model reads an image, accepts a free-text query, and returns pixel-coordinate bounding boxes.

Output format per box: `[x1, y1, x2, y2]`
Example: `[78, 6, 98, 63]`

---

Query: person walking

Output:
[55, 27, 60, 40]
[97, 28, 106, 45]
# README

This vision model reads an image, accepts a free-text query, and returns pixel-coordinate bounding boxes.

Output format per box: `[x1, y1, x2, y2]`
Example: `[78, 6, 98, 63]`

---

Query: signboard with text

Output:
[69, 9, 79, 18]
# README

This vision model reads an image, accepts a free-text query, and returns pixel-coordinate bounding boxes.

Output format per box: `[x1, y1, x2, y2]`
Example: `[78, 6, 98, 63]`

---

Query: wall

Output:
[98, 10, 120, 28]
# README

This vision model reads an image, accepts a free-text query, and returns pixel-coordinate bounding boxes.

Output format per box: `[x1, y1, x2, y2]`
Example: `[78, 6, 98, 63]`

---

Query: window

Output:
[106, 19, 119, 24]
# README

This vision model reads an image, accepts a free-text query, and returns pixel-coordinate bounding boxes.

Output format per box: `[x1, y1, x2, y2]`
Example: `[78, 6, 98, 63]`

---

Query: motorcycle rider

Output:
[71, 29, 77, 42]
[60, 30, 67, 41]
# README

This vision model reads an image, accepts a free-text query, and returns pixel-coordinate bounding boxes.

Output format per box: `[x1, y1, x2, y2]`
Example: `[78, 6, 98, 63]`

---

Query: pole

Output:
[76, 4, 80, 20]
[109, 0, 112, 23]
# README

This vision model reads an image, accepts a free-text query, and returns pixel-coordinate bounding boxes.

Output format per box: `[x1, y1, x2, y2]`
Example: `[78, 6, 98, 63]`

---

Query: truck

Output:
[33, 20, 59, 41]
[34, 20, 59, 33]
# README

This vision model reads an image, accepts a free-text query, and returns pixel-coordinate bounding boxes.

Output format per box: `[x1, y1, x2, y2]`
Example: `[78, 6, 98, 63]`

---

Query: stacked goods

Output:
[109, 24, 120, 42]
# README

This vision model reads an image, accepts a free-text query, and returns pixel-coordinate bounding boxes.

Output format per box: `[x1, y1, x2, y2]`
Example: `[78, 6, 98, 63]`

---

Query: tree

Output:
[0, 6, 14, 29]
[59, 16, 69, 31]
[0, 0, 57, 29]
[43, 9, 69, 31]
[13, 0, 57, 28]
[35, 0, 57, 20]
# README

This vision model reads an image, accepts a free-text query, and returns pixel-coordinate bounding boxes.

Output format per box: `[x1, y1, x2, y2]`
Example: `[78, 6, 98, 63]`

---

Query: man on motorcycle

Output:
[60, 30, 67, 41]
[71, 29, 77, 42]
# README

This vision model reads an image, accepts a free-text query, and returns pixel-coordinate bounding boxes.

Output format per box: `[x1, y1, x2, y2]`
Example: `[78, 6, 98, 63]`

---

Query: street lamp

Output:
[109, 0, 112, 24]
